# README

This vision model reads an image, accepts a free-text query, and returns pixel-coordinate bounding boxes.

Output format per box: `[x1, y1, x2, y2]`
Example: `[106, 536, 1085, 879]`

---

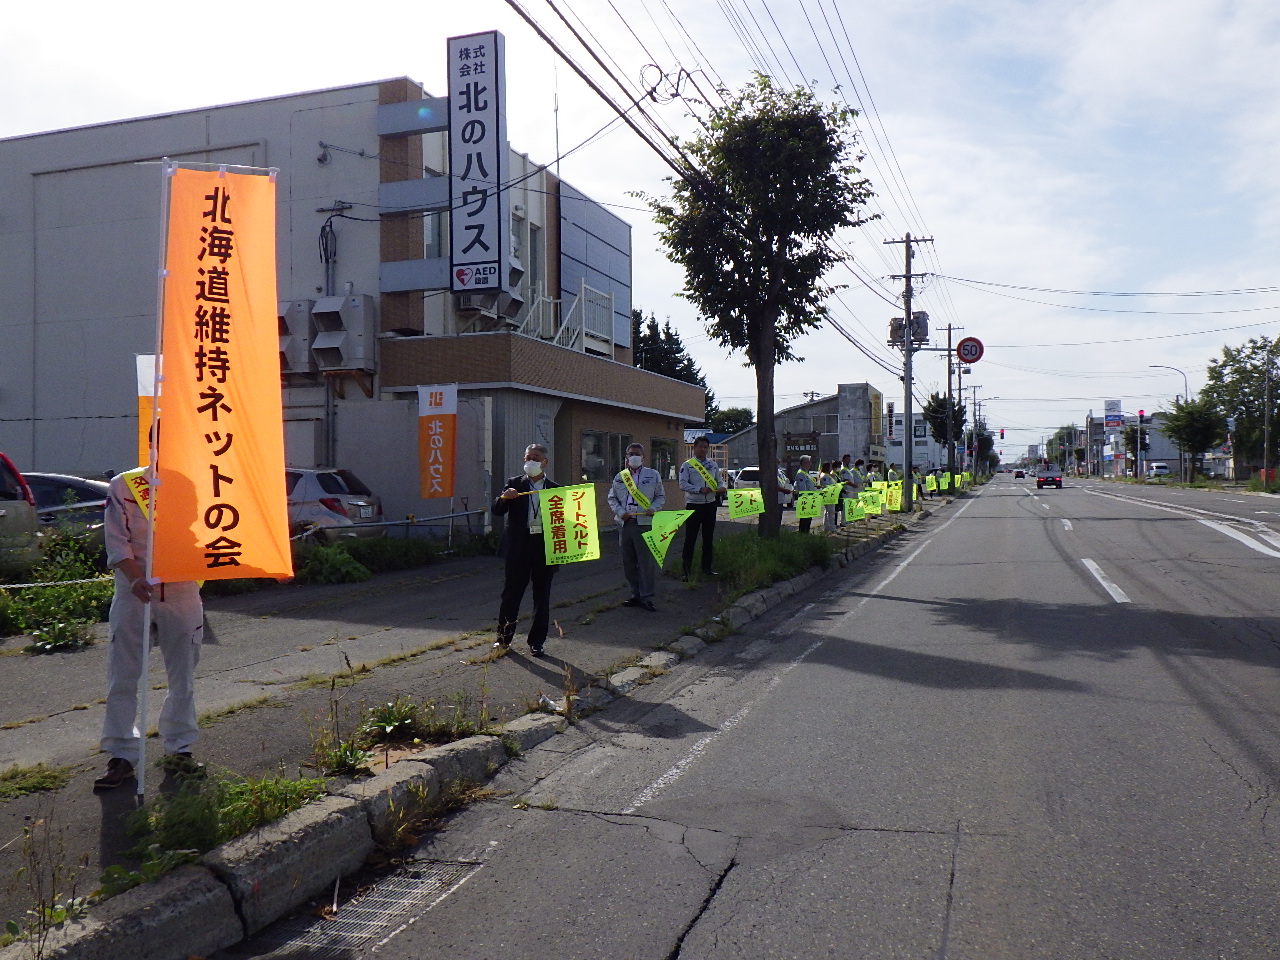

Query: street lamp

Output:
[1150, 364, 1190, 481]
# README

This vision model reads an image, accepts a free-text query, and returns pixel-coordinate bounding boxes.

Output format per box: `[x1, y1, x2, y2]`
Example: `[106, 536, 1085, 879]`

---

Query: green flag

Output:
[925, 474, 937, 491]
[642, 510, 693, 566]
[843, 498, 865, 522]
[795, 491, 823, 519]
[887, 486, 903, 511]
[821, 482, 842, 505]
[727, 488, 765, 519]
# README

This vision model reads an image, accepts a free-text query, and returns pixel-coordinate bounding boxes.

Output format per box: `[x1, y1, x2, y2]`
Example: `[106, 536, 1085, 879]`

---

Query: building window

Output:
[424, 212, 444, 261]
[652, 438, 677, 480]
[582, 430, 632, 482]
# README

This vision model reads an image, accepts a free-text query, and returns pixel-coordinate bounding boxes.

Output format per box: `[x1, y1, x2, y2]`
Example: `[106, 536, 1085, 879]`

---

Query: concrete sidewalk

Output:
[0, 502, 951, 959]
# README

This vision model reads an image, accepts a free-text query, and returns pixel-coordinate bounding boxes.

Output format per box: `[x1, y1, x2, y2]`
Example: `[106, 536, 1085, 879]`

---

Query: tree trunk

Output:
[754, 316, 781, 538]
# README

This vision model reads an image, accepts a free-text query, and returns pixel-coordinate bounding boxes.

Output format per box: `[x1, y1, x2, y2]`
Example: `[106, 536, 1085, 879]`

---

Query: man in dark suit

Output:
[491, 443, 559, 656]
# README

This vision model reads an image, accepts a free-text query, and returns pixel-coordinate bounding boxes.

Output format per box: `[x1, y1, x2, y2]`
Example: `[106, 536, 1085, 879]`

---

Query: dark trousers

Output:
[681, 501, 718, 574]
[497, 535, 556, 648]
[798, 517, 813, 534]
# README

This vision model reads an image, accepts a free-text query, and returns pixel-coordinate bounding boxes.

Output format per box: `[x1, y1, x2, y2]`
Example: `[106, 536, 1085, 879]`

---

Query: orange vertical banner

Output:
[136, 353, 156, 468]
[417, 384, 457, 498]
[151, 166, 292, 581]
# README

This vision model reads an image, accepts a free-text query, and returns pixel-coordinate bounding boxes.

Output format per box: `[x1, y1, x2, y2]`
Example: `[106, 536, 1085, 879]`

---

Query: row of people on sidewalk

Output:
[788, 455, 933, 533]
[90, 437, 934, 789]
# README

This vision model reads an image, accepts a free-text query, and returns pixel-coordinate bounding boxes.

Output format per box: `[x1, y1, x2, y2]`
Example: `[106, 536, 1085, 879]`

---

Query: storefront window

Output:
[582, 430, 632, 481]
[652, 438, 677, 480]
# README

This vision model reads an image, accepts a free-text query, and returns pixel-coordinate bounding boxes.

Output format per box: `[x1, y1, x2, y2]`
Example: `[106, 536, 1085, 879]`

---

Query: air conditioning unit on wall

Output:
[456, 292, 499, 316]
[310, 295, 376, 372]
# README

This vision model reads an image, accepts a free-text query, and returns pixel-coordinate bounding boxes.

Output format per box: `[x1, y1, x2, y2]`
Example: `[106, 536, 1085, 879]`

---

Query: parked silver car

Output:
[286, 468, 384, 540]
[0, 453, 41, 575]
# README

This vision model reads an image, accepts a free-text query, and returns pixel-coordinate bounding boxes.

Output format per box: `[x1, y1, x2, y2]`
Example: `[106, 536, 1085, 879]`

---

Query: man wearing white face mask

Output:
[607, 442, 667, 611]
[491, 444, 559, 656]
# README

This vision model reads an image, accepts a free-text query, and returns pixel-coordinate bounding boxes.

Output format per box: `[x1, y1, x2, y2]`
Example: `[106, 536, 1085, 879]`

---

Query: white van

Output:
[1146, 462, 1171, 478]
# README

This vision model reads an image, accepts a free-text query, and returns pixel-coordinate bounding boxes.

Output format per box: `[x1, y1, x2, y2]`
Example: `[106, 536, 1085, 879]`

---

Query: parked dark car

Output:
[23, 472, 111, 550]
[1036, 466, 1064, 489]
[0, 453, 40, 575]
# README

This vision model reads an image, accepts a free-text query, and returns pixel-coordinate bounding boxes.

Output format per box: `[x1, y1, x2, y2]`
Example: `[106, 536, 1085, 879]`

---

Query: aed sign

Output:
[956, 337, 984, 364]
[448, 31, 509, 293]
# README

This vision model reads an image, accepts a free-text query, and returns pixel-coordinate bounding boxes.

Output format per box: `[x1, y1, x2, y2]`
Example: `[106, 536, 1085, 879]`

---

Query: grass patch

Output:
[0, 533, 112, 639]
[196, 695, 279, 728]
[715, 529, 833, 599]
[0, 763, 73, 802]
[128, 769, 327, 856]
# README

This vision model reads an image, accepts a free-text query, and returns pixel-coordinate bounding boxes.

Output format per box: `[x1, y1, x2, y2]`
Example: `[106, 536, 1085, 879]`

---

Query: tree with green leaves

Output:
[639, 75, 876, 536]
[921, 393, 965, 447]
[631, 309, 716, 420]
[1201, 336, 1279, 470]
[1160, 396, 1228, 478]
[707, 407, 755, 436]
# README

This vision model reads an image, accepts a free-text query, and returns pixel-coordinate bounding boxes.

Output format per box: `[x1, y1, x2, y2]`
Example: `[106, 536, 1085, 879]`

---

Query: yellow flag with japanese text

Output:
[151, 166, 291, 581]
[642, 510, 693, 566]
[542, 484, 600, 565]
[727, 488, 765, 519]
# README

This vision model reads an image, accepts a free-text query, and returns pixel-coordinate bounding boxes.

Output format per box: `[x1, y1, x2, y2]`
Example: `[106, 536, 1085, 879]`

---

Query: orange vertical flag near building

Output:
[417, 384, 458, 498]
[136, 353, 156, 468]
[151, 166, 292, 581]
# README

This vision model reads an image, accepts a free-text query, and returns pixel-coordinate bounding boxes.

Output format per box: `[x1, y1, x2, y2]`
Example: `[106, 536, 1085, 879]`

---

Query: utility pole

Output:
[945, 324, 959, 479]
[886, 233, 933, 511]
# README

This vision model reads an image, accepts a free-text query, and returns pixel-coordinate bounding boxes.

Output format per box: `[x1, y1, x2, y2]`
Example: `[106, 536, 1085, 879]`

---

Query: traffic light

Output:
[1138, 409, 1145, 424]
[999, 429, 1004, 439]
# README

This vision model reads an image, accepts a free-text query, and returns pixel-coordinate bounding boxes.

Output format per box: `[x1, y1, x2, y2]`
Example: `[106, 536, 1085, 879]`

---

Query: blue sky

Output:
[5, 0, 1279, 456]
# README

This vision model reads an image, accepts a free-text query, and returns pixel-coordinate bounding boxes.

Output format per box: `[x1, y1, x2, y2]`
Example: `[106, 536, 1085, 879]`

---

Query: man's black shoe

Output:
[93, 757, 134, 790]
[622, 597, 642, 607]
[492, 640, 511, 650]
[703, 571, 718, 578]
[641, 601, 658, 612]
[530, 646, 546, 657]
[158, 752, 206, 778]
[680, 574, 690, 582]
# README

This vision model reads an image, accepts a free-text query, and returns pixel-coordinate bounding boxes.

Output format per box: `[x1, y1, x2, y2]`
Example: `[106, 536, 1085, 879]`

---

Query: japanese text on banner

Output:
[417, 384, 457, 498]
[727, 488, 765, 519]
[152, 167, 292, 581]
[642, 510, 693, 566]
[543, 484, 600, 565]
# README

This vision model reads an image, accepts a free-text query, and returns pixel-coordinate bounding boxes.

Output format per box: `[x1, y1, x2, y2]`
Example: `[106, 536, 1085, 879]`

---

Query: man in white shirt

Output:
[94, 467, 205, 789]
[607, 442, 667, 611]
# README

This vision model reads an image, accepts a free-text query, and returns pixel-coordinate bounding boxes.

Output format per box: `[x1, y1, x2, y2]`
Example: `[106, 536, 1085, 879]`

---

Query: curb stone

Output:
[202, 795, 374, 936]
[0, 507, 936, 960]
[0, 865, 240, 960]
[403, 735, 507, 786]
[337, 760, 441, 847]
[604, 666, 650, 696]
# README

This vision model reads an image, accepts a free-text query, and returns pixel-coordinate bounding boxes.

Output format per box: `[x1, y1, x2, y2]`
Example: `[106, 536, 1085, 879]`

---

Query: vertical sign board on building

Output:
[136, 354, 156, 468]
[153, 166, 292, 582]
[1103, 399, 1124, 462]
[418, 384, 458, 498]
[448, 31, 508, 295]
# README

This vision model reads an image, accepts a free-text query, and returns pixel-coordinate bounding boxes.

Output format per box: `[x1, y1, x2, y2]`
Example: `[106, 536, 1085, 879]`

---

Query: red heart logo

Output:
[455, 267, 473, 286]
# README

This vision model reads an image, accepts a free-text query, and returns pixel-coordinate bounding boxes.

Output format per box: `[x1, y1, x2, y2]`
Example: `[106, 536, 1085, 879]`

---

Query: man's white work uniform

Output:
[607, 463, 667, 604]
[100, 469, 204, 764]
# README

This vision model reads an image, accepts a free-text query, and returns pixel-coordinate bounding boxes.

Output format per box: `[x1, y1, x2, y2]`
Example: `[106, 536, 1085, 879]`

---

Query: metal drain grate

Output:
[242, 861, 480, 957]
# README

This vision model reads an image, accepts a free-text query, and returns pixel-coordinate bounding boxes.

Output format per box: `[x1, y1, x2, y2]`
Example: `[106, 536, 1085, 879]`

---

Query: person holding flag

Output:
[793, 455, 819, 534]
[94, 464, 205, 789]
[678, 436, 727, 581]
[491, 444, 559, 657]
[608, 443, 666, 611]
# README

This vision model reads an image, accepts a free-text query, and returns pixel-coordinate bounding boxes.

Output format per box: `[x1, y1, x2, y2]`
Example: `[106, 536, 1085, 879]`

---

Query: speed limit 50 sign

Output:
[957, 337, 984, 363]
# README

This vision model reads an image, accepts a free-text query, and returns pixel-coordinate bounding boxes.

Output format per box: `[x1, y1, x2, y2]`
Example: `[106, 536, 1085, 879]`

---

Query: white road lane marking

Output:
[1196, 519, 1280, 559]
[623, 638, 826, 812]
[1061, 519, 1073, 530]
[1081, 558, 1131, 603]
[1087, 488, 1280, 558]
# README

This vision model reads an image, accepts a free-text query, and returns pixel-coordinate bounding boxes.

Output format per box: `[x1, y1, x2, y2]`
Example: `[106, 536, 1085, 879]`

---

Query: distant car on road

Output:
[1014, 469, 1026, 479]
[0, 453, 40, 575]
[1146, 462, 1171, 478]
[286, 468, 385, 541]
[1036, 466, 1064, 489]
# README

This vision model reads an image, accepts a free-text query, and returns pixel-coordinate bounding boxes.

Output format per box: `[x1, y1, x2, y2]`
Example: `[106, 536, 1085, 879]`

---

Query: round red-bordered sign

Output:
[957, 337, 984, 363]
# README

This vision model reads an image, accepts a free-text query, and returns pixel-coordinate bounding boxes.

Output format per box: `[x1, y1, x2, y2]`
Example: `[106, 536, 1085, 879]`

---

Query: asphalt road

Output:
[233, 477, 1280, 959]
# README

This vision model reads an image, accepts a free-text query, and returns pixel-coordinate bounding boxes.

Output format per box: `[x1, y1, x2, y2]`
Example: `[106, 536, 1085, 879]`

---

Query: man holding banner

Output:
[678, 436, 726, 581]
[608, 443, 666, 611]
[94, 465, 206, 790]
[491, 444, 559, 657]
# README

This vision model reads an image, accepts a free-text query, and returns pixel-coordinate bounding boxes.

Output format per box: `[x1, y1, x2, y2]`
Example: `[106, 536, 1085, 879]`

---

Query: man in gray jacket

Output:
[607, 442, 666, 611]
